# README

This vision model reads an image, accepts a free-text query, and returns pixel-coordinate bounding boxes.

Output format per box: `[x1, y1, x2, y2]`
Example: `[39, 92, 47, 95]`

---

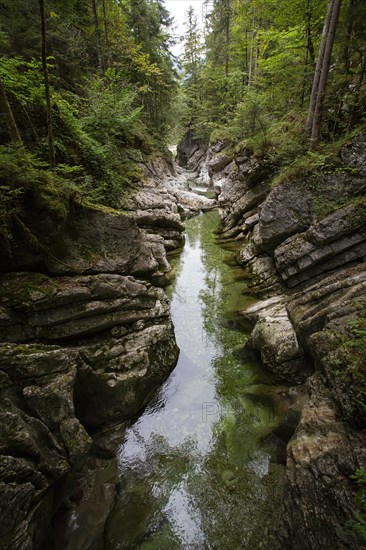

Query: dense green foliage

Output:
[0, 0, 177, 207]
[335, 313, 366, 427]
[345, 468, 366, 545]
[179, 0, 366, 157]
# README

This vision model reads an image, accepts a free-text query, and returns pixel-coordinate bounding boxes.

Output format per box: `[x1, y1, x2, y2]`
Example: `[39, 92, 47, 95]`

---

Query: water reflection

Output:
[105, 211, 284, 549]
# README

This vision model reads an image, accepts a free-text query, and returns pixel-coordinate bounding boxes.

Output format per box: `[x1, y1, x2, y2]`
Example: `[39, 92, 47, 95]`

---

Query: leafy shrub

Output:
[344, 469, 366, 546]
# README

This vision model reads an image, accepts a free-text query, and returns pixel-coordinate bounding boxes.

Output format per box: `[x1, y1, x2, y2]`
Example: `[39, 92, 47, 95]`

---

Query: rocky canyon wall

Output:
[180, 132, 366, 549]
[0, 155, 215, 549]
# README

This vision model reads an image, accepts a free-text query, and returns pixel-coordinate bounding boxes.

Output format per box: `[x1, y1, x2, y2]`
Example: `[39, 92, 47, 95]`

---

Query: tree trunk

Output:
[224, 1, 230, 78]
[347, 51, 366, 131]
[343, 0, 355, 74]
[0, 79, 22, 144]
[305, 0, 335, 134]
[39, 0, 56, 168]
[301, 0, 315, 106]
[91, 0, 104, 77]
[310, 0, 342, 147]
[102, 0, 110, 69]
[248, 24, 255, 88]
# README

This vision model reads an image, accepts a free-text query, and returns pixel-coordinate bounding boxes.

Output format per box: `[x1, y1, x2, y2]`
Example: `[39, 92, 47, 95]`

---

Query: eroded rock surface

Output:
[274, 203, 366, 287]
[0, 160, 186, 548]
[243, 297, 311, 384]
[279, 376, 366, 550]
[178, 132, 366, 549]
[126, 156, 215, 257]
[0, 268, 178, 549]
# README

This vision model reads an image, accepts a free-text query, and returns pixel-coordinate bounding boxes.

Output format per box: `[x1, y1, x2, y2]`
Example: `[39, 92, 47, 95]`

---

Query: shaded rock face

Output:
[0, 343, 92, 549]
[176, 131, 203, 167]
[212, 153, 274, 243]
[278, 376, 366, 550]
[274, 203, 366, 288]
[1, 202, 161, 278]
[0, 270, 178, 549]
[198, 133, 366, 549]
[242, 297, 312, 385]
[256, 181, 313, 252]
[209, 154, 233, 174]
[0, 164, 184, 548]
[287, 263, 366, 425]
[47, 204, 160, 278]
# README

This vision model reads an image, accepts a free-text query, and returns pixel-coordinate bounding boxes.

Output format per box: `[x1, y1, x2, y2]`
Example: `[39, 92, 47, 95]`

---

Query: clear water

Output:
[104, 211, 285, 549]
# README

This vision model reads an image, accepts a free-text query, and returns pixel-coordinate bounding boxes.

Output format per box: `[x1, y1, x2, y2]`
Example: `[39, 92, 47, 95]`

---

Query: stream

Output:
[104, 210, 285, 549]
[51, 208, 285, 549]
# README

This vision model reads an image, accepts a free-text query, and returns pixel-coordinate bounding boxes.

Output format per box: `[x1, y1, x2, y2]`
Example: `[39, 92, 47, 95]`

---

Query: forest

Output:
[180, 0, 366, 155]
[1, 1, 366, 548]
[0, 0, 177, 214]
[1, 0, 365, 215]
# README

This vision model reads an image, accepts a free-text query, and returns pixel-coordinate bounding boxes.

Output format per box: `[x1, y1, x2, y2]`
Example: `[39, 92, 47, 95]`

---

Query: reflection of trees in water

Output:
[108, 434, 201, 549]
[104, 210, 285, 550]
[188, 212, 281, 486]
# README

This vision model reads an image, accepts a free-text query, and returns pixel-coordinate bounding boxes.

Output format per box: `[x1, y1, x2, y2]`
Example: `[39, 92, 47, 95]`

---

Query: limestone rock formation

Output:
[0, 158, 185, 548]
[0, 268, 178, 549]
[182, 132, 366, 549]
[243, 297, 311, 384]
[279, 376, 366, 550]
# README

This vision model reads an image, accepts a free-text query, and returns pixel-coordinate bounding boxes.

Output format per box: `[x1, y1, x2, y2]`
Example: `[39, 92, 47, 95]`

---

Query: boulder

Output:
[256, 181, 313, 252]
[209, 154, 233, 174]
[46, 202, 159, 278]
[243, 297, 311, 384]
[75, 320, 178, 432]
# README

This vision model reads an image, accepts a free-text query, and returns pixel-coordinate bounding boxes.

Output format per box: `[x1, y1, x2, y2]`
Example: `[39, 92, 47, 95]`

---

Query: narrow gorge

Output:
[2, 133, 366, 548]
[1, 0, 366, 548]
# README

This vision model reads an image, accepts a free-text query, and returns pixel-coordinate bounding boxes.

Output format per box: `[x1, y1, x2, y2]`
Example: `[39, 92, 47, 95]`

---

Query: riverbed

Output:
[49, 209, 285, 549]
[104, 210, 285, 548]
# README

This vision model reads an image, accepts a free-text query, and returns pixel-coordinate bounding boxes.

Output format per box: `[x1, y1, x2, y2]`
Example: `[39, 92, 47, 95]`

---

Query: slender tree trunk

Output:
[248, 23, 255, 88]
[343, 0, 355, 74]
[347, 51, 366, 131]
[310, 0, 342, 147]
[39, 0, 56, 168]
[305, 0, 335, 134]
[224, 1, 230, 78]
[301, 0, 315, 106]
[0, 79, 22, 143]
[91, 0, 104, 77]
[244, 29, 248, 86]
[102, 0, 110, 69]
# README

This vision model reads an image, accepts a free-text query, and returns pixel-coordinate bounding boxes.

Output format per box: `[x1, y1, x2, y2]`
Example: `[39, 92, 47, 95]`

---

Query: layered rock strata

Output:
[180, 132, 366, 548]
[0, 156, 208, 548]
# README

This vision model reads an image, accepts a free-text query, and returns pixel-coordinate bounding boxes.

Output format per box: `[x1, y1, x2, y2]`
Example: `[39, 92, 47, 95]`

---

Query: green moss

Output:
[271, 123, 366, 189]
[328, 312, 366, 427]
[343, 469, 366, 546]
[80, 199, 127, 216]
[11, 345, 49, 355]
[0, 273, 58, 306]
